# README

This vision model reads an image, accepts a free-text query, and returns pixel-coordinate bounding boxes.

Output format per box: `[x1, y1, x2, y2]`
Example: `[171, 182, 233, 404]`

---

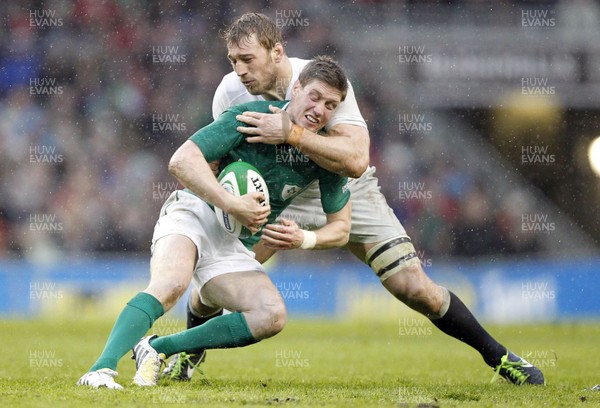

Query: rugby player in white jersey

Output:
[165, 12, 544, 386]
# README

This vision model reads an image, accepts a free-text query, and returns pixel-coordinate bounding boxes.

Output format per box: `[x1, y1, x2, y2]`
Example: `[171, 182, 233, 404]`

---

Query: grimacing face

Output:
[287, 79, 343, 133]
[227, 34, 279, 96]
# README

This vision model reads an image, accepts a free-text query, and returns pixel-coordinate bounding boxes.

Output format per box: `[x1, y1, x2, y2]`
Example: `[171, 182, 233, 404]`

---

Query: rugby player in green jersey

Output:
[77, 56, 351, 389]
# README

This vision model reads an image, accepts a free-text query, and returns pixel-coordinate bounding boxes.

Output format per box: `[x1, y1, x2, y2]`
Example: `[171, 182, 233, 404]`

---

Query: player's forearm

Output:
[310, 202, 351, 249]
[168, 141, 232, 211]
[311, 219, 350, 249]
[290, 124, 369, 178]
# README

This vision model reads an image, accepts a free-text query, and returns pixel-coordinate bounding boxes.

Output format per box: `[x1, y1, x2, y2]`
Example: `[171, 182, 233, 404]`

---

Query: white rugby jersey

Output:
[212, 57, 367, 131]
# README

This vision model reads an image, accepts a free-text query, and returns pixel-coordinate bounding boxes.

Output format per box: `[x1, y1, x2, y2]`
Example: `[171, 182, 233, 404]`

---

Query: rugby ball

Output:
[215, 161, 269, 238]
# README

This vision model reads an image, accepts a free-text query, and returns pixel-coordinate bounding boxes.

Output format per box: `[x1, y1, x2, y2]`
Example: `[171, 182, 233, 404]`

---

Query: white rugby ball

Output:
[215, 161, 269, 238]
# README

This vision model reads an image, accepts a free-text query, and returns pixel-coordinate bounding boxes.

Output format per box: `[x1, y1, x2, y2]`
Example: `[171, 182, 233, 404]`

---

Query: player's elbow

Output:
[346, 153, 369, 178]
[333, 220, 351, 248]
[337, 231, 350, 248]
[168, 152, 184, 179]
[333, 156, 367, 178]
[168, 141, 196, 179]
[341, 224, 351, 247]
[329, 125, 370, 177]
[340, 146, 369, 177]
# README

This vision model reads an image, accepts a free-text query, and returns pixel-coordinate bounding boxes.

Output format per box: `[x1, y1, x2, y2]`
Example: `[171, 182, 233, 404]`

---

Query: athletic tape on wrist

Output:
[300, 230, 317, 249]
[287, 124, 304, 147]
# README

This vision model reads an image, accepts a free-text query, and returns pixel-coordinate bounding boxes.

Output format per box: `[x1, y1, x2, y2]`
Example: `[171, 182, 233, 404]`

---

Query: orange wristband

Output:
[287, 124, 304, 147]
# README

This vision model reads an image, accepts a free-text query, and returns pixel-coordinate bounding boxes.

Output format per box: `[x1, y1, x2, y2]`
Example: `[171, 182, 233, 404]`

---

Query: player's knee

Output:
[400, 264, 431, 302]
[252, 296, 287, 340]
[384, 263, 424, 298]
[269, 299, 287, 336]
[383, 263, 446, 317]
[146, 276, 190, 311]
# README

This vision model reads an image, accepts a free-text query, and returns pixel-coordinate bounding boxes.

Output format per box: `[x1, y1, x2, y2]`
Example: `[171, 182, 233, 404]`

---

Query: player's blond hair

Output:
[222, 12, 283, 51]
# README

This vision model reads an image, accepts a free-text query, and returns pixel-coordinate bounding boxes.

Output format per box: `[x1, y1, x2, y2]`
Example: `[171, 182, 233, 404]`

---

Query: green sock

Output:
[150, 312, 256, 357]
[89, 292, 164, 371]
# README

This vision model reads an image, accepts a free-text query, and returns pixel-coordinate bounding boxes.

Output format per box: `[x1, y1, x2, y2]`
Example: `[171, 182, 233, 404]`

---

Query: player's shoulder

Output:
[289, 57, 310, 70]
[218, 71, 244, 91]
[215, 72, 255, 105]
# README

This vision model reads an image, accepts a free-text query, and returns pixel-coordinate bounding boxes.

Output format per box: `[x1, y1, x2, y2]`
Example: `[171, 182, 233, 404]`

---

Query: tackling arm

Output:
[237, 108, 369, 178]
[292, 123, 369, 178]
[260, 201, 351, 250]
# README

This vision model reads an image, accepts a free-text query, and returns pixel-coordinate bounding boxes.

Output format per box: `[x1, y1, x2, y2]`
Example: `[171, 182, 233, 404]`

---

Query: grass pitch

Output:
[0, 317, 599, 407]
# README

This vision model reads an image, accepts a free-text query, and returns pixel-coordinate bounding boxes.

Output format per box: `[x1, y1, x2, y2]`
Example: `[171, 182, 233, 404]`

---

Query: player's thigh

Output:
[148, 190, 213, 309]
[345, 168, 407, 246]
[147, 234, 197, 310]
[200, 271, 281, 313]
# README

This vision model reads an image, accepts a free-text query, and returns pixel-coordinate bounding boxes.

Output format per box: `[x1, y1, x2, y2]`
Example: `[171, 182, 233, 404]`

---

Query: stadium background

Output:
[1, 0, 600, 324]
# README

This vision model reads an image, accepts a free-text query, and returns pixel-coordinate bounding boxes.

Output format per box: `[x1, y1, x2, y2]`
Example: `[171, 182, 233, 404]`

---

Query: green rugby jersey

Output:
[188, 100, 350, 248]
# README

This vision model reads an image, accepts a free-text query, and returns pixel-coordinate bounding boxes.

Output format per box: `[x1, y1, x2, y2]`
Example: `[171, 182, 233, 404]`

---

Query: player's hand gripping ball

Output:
[215, 161, 270, 238]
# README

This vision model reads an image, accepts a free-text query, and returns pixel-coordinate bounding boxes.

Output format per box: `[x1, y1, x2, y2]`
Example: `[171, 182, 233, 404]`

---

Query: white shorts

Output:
[281, 166, 406, 244]
[151, 190, 264, 293]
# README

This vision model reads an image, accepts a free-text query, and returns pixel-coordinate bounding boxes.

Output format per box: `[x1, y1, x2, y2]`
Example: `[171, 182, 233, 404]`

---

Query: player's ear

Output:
[272, 42, 284, 63]
[291, 80, 301, 97]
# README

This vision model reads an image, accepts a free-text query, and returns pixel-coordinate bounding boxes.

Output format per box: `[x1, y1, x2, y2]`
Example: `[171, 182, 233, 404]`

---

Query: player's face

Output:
[288, 79, 343, 133]
[227, 34, 278, 96]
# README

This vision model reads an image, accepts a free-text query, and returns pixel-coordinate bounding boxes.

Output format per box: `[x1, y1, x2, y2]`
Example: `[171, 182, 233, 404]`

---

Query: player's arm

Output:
[236, 81, 369, 178]
[260, 201, 351, 250]
[294, 122, 369, 178]
[261, 170, 351, 250]
[236, 106, 369, 178]
[169, 126, 270, 234]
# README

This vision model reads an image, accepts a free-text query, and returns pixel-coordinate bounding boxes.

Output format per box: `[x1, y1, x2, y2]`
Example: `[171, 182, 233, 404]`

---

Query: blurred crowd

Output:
[0, 0, 576, 261]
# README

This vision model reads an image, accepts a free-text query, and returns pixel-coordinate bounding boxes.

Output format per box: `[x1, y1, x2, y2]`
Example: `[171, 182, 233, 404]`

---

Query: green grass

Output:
[1, 317, 599, 407]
